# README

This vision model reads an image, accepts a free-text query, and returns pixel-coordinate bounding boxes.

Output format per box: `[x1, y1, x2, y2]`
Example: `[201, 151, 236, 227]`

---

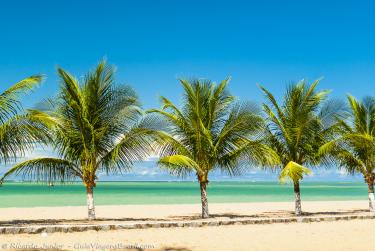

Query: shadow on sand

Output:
[0, 209, 369, 227]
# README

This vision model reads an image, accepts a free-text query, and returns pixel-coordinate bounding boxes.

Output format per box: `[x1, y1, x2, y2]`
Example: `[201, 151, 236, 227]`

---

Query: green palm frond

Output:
[335, 150, 366, 174]
[0, 75, 43, 126]
[279, 161, 312, 184]
[1, 60, 157, 187]
[3, 75, 43, 96]
[151, 78, 275, 181]
[321, 95, 375, 176]
[318, 140, 338, 156]
[150, 130, 193, 158]
[149, 108, 192, 134]
[214, 101, 262, 148]
[100, 114, 166, 173]
[257, 84, 285, 123]
[218, 139, 280, 175]
[0, 158, 79, 184]
[0, 74, 49, 165]
[259, 79, 343, 170]
[0, 102, 51, 164]
[26, 109, 59, 128]
[158, 155, 202, 177]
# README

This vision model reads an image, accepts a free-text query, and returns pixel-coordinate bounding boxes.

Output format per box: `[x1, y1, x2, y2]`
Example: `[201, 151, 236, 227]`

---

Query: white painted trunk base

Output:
[368, 192, 375, 212]
[87, 190, 96, 220]
[200, 182, 209, 218]
[295, 192, 302, 216]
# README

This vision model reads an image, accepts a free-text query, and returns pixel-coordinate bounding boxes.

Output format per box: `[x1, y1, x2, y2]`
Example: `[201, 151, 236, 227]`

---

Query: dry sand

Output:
[0, 201, 374, 251]
[1, 219, 374, 251]
[0, 200, 371, 221]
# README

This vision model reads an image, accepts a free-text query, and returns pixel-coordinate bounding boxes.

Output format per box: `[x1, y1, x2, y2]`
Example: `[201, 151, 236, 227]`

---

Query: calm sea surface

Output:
[0, 181, 369, 208]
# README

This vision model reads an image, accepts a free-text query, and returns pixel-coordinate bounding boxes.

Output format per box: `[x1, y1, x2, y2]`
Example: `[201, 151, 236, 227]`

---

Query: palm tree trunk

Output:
[367, 177, 375, 212]
[86, 186, 96, 220]
[200, 182, 209, 218]
[294, 181, 302, 216]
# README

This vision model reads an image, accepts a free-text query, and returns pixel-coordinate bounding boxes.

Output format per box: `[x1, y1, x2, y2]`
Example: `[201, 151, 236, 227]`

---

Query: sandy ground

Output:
[1, 220, 375, 251]
[0, 200, 371, 221]
[0, 201, 374, 251]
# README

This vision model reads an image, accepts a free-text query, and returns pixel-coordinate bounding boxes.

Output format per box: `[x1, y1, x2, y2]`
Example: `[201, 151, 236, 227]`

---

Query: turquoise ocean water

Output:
[0, 181, 369, 208]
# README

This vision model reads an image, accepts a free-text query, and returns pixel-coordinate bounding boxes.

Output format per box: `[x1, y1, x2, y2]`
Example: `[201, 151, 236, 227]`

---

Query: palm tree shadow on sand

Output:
[0, 209, 369, 227]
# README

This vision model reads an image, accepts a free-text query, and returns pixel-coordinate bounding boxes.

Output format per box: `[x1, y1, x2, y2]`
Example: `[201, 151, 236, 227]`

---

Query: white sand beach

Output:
[0, 200, 374, 250]
[2, 219, 373, 251]
[0, 200, 371, 221]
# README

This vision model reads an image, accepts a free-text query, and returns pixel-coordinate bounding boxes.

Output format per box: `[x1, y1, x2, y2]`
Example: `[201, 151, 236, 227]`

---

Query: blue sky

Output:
[0, 0, 373, 181]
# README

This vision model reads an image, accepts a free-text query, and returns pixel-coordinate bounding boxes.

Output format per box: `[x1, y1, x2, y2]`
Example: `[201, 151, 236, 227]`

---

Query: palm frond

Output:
[0, 110, 53, 163]
[260, 79, 340, 169]
[279, 161, 312, 184]
[153, 78, 269, 181]
[258, 84, 285, 122]
[0, 75, 43, 123]
[100, 114, 165, 174]
[3, 61, 156, 187]
[322, 95, 375, 176]
[0, 158, 79, 184]
[158, 155, 202, 177]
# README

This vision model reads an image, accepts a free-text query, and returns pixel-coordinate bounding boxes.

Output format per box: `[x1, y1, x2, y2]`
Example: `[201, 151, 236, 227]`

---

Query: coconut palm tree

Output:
[1, 61, 160, 220]
[320, 96, 375, 211]
[259, 79, 343, 215]
[150, 78, 278, 218]
[0, 75, 50, 164]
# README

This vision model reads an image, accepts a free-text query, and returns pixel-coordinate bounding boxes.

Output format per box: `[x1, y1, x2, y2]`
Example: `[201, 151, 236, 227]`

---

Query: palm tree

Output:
[150, 78, 277, 218]
[320, 96, 375, 211]
[1, 61, 160, 220]
[0, 75, 50, 164]
[259, 79, 343, 215]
